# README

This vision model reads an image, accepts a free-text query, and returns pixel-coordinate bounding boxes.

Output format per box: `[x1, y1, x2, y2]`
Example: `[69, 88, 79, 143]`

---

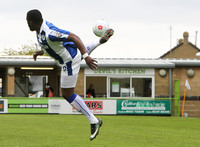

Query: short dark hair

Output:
[27, 9, 43, 24]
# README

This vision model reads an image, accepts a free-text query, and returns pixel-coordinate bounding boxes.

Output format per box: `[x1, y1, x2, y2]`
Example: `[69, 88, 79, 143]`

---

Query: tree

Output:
[3, 43, 43, 56]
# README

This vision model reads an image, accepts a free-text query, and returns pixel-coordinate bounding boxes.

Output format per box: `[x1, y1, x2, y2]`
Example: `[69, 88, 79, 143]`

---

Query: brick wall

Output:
[155, 69, 169, 97]
[74, 68, 84, 96]
[180, 100, 200, 117]
[172, 67, 200, 97]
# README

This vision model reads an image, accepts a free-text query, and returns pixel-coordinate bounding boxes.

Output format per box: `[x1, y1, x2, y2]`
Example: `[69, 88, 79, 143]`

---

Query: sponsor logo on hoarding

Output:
[49, 100, 61, 112]
[72, 101, 103, 114]
[72, 101, 103, 110]
[85, 101, 103, 110]
[121, 100, 166, 110]
[8, 104, 48, 108]
[117, 100, 171, 115]
[0, 101, 4, 111]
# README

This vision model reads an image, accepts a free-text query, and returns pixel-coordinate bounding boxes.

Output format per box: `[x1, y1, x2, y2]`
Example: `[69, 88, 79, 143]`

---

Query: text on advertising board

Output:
[72, 101, 103, 110]
[117, 100, 171, 115]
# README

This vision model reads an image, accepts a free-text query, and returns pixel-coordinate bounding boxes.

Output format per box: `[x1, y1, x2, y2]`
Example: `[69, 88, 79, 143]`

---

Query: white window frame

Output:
[108, 76, 130, 98]
[107, 75, 155, 98]
[131, 75, 155, 98]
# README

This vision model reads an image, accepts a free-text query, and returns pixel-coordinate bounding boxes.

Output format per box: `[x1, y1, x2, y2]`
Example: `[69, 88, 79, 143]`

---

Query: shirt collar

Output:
[39, 20, 46, 34]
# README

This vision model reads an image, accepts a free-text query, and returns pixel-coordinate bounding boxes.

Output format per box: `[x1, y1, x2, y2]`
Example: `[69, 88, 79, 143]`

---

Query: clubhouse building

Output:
[0, 32, 200, 116]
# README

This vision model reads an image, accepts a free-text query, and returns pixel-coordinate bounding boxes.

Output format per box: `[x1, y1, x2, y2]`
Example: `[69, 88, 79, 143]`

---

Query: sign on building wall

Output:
[85, 68, 155, 76]
[117, 100, 171, 115]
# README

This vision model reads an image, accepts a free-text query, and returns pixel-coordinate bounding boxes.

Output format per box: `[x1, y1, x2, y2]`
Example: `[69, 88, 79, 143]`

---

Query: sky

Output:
[1, 0, 200, 58]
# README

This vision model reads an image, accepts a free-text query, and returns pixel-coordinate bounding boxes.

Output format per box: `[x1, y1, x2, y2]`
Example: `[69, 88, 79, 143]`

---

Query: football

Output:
[92, 19, 109, 37]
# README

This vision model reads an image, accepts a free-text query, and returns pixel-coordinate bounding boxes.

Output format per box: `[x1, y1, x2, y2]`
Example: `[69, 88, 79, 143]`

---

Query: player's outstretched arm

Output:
[68, 32, 98, 70]
[33, 50, 44, 61]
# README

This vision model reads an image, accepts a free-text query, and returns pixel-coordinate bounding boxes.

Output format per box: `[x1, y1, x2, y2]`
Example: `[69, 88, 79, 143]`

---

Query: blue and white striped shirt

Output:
[37, 20, 80, 64]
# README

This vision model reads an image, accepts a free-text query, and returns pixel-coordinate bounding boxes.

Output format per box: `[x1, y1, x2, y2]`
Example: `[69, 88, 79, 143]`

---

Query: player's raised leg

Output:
[86, 28, 114, 55]
[100, 28, 114, 44]
[85, 40, 100, 55]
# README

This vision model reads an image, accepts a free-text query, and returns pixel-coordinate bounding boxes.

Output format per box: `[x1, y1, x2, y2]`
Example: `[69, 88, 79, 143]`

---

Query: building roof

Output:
[160, 32, 200, 58]
[1, 56, 200, 68]
[164, 58, 200, 66]
[0, 56, 57, 67]
[159, 42, 200, 58]
[81, 58, 175, 68]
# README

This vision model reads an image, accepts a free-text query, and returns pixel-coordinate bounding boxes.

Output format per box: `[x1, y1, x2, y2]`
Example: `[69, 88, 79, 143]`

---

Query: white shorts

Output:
[61, 74, 79, 88]
[60, 54, 81, 88]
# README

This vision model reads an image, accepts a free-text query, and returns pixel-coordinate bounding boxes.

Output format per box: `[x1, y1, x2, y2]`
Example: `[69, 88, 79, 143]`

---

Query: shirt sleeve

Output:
[48, 29, 70, 42]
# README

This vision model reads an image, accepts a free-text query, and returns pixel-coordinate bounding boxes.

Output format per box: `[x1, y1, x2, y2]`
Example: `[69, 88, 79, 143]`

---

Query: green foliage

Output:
[3, 43, 38, 55]
[3, 43, 49, 56]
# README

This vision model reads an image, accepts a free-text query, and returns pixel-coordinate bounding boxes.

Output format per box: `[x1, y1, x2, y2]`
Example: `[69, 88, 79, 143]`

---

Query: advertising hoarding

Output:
[48, 99, 116, 115]
[0, 99, 171, 115]
[8, 99, 48, 113]
[117, 100, 171, 115]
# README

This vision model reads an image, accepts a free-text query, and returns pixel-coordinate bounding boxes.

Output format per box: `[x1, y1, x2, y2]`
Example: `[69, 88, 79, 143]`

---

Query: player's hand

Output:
[33, 52, 38, 61]
[33, 50, 44, 61]
[85, 56, 98, 70]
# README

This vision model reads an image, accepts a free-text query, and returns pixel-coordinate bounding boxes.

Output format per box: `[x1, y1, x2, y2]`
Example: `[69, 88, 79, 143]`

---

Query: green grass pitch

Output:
[0, 114, 200, 147]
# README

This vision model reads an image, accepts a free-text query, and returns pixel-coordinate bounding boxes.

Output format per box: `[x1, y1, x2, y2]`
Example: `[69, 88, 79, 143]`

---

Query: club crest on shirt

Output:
[38, 34, 46, 43]
[56, 32, 62, 38]
[63, 66, 67, 72]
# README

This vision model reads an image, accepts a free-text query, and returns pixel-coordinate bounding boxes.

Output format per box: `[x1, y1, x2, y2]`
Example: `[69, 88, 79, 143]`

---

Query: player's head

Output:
[26, 9, 43, 31]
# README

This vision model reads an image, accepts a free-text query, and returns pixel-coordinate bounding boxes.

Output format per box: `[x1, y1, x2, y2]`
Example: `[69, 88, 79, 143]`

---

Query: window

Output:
[15, 75, 47, 97]
[109, 78, 130, 97]
[85, 76, 107, 98]
[108, 77, 153, 98]
[132, 78, 152, 97]
[29, 76, 47, 98]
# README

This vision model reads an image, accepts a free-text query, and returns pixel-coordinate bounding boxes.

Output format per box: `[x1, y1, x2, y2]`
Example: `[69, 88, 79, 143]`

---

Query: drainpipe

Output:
[169, 68, 172, 98]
